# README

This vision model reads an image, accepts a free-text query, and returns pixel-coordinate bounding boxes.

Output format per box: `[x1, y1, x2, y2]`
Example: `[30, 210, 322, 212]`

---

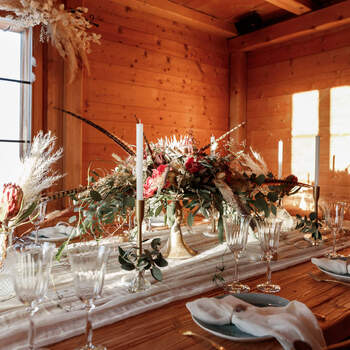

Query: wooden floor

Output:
[49, 247, 350, 350]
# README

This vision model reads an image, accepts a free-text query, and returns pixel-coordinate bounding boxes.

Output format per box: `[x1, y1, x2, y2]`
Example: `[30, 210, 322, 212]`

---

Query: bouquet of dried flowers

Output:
[0, 0, 101, 82]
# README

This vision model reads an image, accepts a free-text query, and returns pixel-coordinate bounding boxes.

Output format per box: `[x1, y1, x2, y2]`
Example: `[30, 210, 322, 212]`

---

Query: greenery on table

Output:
[295, 212, 322, 240]
[118, 238, 168, 281]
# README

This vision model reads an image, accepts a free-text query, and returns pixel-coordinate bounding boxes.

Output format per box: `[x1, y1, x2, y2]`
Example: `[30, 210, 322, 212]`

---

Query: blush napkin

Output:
[311, 257, 350, 275]
[186, 295, 326, 350]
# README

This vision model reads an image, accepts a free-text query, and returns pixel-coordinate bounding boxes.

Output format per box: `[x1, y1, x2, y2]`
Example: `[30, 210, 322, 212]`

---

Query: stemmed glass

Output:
[8, 242, 55, 350]
[223, 211, 251, 293]
[68, 244, 111, 350]
[255, 217, 282, 293]
[326, 202, 345, 259]
[203, 205, 220, 238]
[30, 201, 47, 245]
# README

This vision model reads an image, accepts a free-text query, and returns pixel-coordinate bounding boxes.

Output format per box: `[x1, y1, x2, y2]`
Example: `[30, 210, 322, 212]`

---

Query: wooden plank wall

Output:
[76, 0, 229, 180]
[246, 25, 350, 204]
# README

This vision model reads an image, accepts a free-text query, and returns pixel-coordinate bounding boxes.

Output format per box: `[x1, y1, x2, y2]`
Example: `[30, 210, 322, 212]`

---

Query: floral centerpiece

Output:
[59, 109, 305, 261]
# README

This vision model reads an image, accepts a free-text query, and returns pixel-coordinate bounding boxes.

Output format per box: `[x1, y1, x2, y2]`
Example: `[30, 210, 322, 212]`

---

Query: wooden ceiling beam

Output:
[113, 0, 238, 37]
[265, 0, 312, 15]
[229, 1, 350, 52]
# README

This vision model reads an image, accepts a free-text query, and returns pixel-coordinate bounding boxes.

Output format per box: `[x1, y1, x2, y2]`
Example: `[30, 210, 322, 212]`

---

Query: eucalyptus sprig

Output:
[295, 212, 322, 240]
[118, 238, 168, 281]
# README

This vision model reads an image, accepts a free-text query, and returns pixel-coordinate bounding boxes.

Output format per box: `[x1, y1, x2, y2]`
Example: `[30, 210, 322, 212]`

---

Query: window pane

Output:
[292, 90, 319, 136]
[292, 137, 315, 183]
[0, 80, 20, 139]
[330, 86, 350, 135]
[0, 30, 21, 80]
[330, 136, 350, 171]
[0, 143, 22, 184]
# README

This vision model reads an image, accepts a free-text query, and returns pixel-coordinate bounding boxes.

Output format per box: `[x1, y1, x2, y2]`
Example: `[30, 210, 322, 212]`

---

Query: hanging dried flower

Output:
[0, 0, 101, 83]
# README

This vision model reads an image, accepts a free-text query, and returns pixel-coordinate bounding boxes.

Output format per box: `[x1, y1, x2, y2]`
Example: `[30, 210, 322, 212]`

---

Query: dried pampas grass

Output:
[17, 131, 63, 210]
[0, 0, 100, 83]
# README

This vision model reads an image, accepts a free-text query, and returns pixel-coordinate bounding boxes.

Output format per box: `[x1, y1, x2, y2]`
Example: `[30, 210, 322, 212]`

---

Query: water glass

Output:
[326, 202, 345, 258]
[255, 217, 282, 293]
[8, 242, 55, 350]
[29, 201, 47, 245]
[223, 212, 251, 293]
[68, 244, 111, 350]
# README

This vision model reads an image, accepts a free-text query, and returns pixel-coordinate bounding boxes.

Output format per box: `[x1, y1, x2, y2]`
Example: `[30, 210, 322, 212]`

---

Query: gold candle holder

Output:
[128, 199, 151, 293]
[312, 185, 321, 245]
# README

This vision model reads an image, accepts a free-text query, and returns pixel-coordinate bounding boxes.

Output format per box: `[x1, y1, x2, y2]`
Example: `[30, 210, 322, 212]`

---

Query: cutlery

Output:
[309, 273, 350, 287]
[182, 330, 226, 350]
[172, 319, 225, 350]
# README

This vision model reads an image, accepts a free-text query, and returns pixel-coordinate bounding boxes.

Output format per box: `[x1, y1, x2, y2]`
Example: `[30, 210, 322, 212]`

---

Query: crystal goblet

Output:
[255, 217, 282, 293]
[29, 201, 47, 245]
[326, 202, 345, 259]
[68, 244, 111, 350]
[223, 212, 251, 293]
[8, 242, 55, 350]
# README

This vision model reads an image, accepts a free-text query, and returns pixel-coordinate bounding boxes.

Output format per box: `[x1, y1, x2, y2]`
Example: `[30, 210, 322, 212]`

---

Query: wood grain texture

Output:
[265, 0, 312, 15]
[49, 247, 350, 350]
[79, 0, 229, 180]
[110, 0, 237, 37]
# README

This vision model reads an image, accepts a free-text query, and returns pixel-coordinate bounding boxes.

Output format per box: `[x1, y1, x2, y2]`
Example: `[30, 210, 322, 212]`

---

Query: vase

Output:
[163, 201, 197, 259]
[128, 268, 151, 293]
[0, 231, 15, 301]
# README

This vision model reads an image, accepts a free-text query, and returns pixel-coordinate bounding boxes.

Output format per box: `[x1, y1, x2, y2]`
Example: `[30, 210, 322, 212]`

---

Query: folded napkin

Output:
[311, 257, 350, 275]
[186, 295, 326, 350]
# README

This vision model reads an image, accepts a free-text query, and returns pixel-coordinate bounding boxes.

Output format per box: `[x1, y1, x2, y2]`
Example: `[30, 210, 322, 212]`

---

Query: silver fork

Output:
[309, 273, 350, 287]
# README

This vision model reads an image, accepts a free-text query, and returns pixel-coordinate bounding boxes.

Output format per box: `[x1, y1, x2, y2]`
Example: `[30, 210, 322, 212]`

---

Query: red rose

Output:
[143, 177, 157, 199]
[0, 183, 23, 223]
[185, 157, 201, 173]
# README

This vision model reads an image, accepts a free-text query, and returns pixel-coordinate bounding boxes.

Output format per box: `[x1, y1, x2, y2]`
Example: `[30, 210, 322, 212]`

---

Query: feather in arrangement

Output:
[58, 108, 136, 156]
[0, 0, 101, 83]
[197, 122, 246, 154]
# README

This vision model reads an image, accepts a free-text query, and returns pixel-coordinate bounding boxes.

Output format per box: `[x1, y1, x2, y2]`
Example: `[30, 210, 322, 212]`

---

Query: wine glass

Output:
[326, 202, 345, 259]
[223, 211, 251, 293]
[203, 205, 220, 238]
[29, 201, 47, 245]
[8, 242, 55, 350]
[255, 217, 282, 293]
[68, 244, 111, 350]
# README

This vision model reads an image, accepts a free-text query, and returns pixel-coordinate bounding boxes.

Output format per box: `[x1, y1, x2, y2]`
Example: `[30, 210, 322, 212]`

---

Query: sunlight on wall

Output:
[291, 90, 319, 183]
[330, 86, 350, 172]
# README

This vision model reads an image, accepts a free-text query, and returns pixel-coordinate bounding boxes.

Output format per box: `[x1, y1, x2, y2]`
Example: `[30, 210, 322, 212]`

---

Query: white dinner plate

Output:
[191, 293, 289, 342]
[28, 226, 79, 243]
[318, 266, 350, 282]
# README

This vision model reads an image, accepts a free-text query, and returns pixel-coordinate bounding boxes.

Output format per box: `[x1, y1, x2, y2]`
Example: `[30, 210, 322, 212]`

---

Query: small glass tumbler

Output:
[8, 242, 55, 350]
[68, 244, 111, 350]
[255, 217, 282, 293]
[223, 212, 251, 293]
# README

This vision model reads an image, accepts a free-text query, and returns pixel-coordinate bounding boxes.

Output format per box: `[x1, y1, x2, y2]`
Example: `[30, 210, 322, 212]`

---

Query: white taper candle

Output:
[278, 140, 283, 179]
[210, 135, 216, 156]
[315, 135, 320, 187]
[136, 123, 144, 200]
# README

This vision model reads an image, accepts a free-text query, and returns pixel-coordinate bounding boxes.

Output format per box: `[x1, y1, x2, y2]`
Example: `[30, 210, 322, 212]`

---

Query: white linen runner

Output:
[0, 225, 347, 349]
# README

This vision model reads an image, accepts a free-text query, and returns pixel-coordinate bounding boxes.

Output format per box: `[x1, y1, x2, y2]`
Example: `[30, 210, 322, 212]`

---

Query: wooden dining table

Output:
[49, 246, 350, 350]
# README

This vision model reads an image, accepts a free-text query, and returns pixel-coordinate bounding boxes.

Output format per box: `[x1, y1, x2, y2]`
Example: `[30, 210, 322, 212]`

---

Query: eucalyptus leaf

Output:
[151, 266, 162, 281]
[187, 212, 194, 227]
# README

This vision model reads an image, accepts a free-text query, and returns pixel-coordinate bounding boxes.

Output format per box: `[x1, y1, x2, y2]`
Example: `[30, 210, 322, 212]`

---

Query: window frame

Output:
[0, 19, 33, 159]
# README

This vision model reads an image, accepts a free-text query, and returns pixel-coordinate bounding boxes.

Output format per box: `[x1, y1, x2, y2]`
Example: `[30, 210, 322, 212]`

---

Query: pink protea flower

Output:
[0, 183, 23, 223]
[143, 165, 170, 198]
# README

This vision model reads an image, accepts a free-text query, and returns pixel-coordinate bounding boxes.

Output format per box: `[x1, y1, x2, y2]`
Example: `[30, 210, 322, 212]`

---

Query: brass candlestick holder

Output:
[128, 199, 151, 293]
[312, 185, 321, 246]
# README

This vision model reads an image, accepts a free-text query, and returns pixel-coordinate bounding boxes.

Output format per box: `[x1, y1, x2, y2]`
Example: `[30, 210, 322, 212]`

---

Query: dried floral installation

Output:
[0, 0, 101, 82]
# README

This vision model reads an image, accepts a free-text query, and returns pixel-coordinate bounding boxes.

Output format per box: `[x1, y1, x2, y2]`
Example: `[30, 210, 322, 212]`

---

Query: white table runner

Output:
[0, 225, 346, 349]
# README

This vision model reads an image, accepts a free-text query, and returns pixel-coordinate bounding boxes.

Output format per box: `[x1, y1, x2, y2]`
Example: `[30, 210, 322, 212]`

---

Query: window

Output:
[330, 86, 350, 171]
[0, 21, 32, 185]
[291, 90, 319, 183]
